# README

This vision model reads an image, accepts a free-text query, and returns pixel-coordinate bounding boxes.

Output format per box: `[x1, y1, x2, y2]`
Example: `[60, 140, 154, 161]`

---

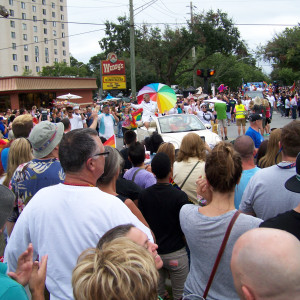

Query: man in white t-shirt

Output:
[267, 92, 276, 118]
[66, 106, 86, 130]
[5, 128, 153, 300]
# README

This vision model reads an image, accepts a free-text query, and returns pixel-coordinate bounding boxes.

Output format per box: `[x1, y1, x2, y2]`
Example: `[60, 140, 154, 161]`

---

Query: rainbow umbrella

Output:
[137, 83, 176, 114]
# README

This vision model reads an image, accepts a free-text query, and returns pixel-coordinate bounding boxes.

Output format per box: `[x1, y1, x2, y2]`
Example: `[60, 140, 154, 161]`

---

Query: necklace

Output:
[63, 182, 95, 187]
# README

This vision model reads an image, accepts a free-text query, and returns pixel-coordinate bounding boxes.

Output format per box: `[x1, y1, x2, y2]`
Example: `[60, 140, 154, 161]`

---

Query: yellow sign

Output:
[102, 75, 126, 90]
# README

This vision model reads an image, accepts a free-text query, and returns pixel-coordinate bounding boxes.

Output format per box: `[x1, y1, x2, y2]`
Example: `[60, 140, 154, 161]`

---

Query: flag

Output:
[291, 81, 296, 92]
[130, 108, 143, 129]
[104, 135, 116, 148]
[263, 81, 268, 88]
[169, 177, 181, 190]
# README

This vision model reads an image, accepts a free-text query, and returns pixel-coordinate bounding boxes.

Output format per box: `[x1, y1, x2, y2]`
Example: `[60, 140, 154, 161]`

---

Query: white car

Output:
[136, 114, 221, 149]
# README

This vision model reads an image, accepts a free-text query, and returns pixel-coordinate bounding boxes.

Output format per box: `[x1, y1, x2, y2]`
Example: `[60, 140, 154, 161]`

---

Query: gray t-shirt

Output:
[239, 163, 299, 220]
[180, 205, 262, 300]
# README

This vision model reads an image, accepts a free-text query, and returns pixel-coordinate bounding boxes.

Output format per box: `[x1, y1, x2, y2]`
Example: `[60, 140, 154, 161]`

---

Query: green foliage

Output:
[270, 67, 300, 85]
[22, 68, 33, 76]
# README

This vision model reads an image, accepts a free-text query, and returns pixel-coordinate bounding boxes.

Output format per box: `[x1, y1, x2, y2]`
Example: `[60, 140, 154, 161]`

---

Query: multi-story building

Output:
[0, 0, 70, 77]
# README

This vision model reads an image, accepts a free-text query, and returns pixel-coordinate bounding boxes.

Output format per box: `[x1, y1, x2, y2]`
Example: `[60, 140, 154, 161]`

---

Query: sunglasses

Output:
[92, 151, 110, 158]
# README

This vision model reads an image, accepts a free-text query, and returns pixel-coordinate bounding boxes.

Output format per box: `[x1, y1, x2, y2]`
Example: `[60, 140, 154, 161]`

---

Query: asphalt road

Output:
[115, 110, 297, 150]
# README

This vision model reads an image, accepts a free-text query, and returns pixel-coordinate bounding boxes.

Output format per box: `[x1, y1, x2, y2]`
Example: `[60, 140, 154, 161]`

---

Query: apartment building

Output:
[0, 0, 70, 77]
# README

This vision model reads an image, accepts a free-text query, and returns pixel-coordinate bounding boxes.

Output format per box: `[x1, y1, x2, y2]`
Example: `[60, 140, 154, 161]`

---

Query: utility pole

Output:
[190, 2, 196, 88]
[129, 0, 136, 101]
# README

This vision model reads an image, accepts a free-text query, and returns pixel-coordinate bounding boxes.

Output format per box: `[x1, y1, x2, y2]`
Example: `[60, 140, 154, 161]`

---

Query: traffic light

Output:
[207, 69, 215, 77]
[196, 69, 204, 77]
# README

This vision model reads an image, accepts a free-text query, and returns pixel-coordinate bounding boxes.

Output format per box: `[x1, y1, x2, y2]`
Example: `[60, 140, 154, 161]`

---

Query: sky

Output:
[67, 0, 300, 74]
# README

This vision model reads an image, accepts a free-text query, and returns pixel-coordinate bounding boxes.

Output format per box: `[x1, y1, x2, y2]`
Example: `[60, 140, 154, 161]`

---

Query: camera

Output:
[41, 110, 48, 121]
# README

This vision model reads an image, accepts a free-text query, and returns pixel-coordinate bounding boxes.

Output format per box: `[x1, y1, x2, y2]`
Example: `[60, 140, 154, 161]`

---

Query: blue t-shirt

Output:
[10, 158, 65, 214]
[0, 122, 7, 138]
[0, 262, 28, 300]
[1, 148, 9, 172]
[245, 127, 264, 149]
[234, 167, 260, 209]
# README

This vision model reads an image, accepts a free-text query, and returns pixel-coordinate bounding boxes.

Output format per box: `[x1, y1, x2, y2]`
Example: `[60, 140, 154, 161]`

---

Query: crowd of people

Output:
[0, 85, 299, 300]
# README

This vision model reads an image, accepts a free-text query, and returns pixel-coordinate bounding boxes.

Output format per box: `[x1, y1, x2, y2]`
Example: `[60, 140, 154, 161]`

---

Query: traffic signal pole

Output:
[196, 69, 215, 94]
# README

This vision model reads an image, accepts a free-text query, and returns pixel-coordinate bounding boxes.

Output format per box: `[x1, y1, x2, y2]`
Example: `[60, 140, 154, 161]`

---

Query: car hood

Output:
[161, 130, 221, 149]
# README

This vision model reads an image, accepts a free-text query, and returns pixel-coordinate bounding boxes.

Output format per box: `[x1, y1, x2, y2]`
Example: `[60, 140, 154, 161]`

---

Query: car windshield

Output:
[158, 115, 206, 133]
[245, 91, 264, 99]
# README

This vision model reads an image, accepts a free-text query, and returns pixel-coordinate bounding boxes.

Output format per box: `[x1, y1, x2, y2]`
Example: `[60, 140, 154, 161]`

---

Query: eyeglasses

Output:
[92, 151, 110, 158]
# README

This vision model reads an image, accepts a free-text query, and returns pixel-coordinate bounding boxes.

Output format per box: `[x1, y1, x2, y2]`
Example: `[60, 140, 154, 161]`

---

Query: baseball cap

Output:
[248, 114, 263, 122]
[0, 185, 15, 228]
[285, 153, 300, 193]
[28, 121, 64, 159]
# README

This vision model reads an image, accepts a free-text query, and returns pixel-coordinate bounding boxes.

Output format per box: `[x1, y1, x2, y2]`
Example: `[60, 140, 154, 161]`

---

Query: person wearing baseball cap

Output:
[245, 113, 264, 150]
[7, 121, 65, 236]
[260, 152, 300, 240]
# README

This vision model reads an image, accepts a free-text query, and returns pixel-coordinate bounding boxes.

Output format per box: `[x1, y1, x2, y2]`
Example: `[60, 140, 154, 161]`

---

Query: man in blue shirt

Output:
[245, 114, 264, 151]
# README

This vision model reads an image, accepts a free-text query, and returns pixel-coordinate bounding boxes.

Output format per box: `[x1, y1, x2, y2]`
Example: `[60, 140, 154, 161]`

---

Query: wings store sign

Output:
[101, 53, 126, 76]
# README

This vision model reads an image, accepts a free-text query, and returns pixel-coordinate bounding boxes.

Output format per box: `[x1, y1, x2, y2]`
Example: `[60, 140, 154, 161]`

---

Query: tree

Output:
[40, 61, 90, 77]
[99, 10, 249, 86]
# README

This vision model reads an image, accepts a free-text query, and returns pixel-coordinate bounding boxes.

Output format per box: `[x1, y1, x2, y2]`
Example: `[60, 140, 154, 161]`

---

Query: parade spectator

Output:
[267, 91, 276, 118]
[255, 140, 268, 166]
[214, 97, 228, 140]
[123, 142, 156, 189]
[173, 133, 206, 204]
[60, 118, 71, 133]
[118, 106, 132, 137]
[231, 228, 300, 300]
[7, 121, 65, 235]
[290, 94, 298, 120]
[139, 153, 189, 300]
[260, 152, 300, 240]
[0, 185, 47, 300]
[120, 130, 136, 172]
[180, 142, 262, 300]
[145, 131, 164, 155]
[5, 128, 153, 300]
[97, 224, 163, 270]
[285, 96, 291, 117]
[129, 94, 157, 129]
[234, 98, 247, 136]
[97, 105, 119, 140]
[97, 146, 150, 229]
[233, 136, 259, 209]
[72, 238, 159, 300]
[229, 94, 236, 124]
[245, 114, 264, 151]
[240, 121, 300, 220]
[257, 128, 282, 168]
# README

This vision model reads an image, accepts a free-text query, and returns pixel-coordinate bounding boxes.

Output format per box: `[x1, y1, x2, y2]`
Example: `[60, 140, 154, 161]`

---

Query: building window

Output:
[36, 66, 40, 72]
[11, 32, 16, 38]
[63, 59, 66, 63]
[55, 58, 58, 62]
[52, 12, 55, 17]
[34, 36, 38, 42]
[23, 34, 27, 40]
[35, 57, 39, 62]
[45, 48, 49, 56]
[60, 0, 63, 2]
[60, 5, 63, 11]
[22, 13, 26, 19]
[63, 50, 66, 56]
[44, 28, 47, 34]
[12, 54, 17, 61]
[32, 5, 36, 12]
[61, 32, 65, 38]
[46, 57, 49, 63]
[54, 49, 57, 55]
[33, 15, 37, 22]
[12, 43, 16, 50]
[62, 41, 65, 47]
[24, 44, 28, 51]
[61, 14, 64, 20]
[61, 23, 64, 29]
[51, 2, 55, 8]
[9, 0, 13, 5]
[43, 19, 47, 25]
[53, 21, 56, 27]
[35, 46, 39, 55]
[54, 39, 57, 45]
[44, 38, 48, 44]
[21, 2, 25, 9]
[53, 30, 56, 36]
[42, 0, 46, 4]
[25, 66, 29, 71]
[22, 23, 27, 30]
[24, 55, 29, 61]
[10, 20, 15, 27]
[9, 9, 14, 16]
[42, 8, 46, 15]
[13, 65, 18, 72]
[33, 26, 37, 32]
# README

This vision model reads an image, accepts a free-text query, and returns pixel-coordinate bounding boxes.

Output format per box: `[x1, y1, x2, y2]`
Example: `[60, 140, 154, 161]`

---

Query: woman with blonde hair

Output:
[3, 138, 33, 187]
[157, 142, 176, 166]
[173, 133, 207, 204]
[72, 237, 159, 300]
[180, 142, 262, 299]
[258, 128, 282, 168]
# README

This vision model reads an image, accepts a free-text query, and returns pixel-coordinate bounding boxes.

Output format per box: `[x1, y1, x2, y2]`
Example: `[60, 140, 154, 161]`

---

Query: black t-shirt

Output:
[138, 183, 189, 254]
[116, 176, 142, 201]
[260, 210, 300, 241]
